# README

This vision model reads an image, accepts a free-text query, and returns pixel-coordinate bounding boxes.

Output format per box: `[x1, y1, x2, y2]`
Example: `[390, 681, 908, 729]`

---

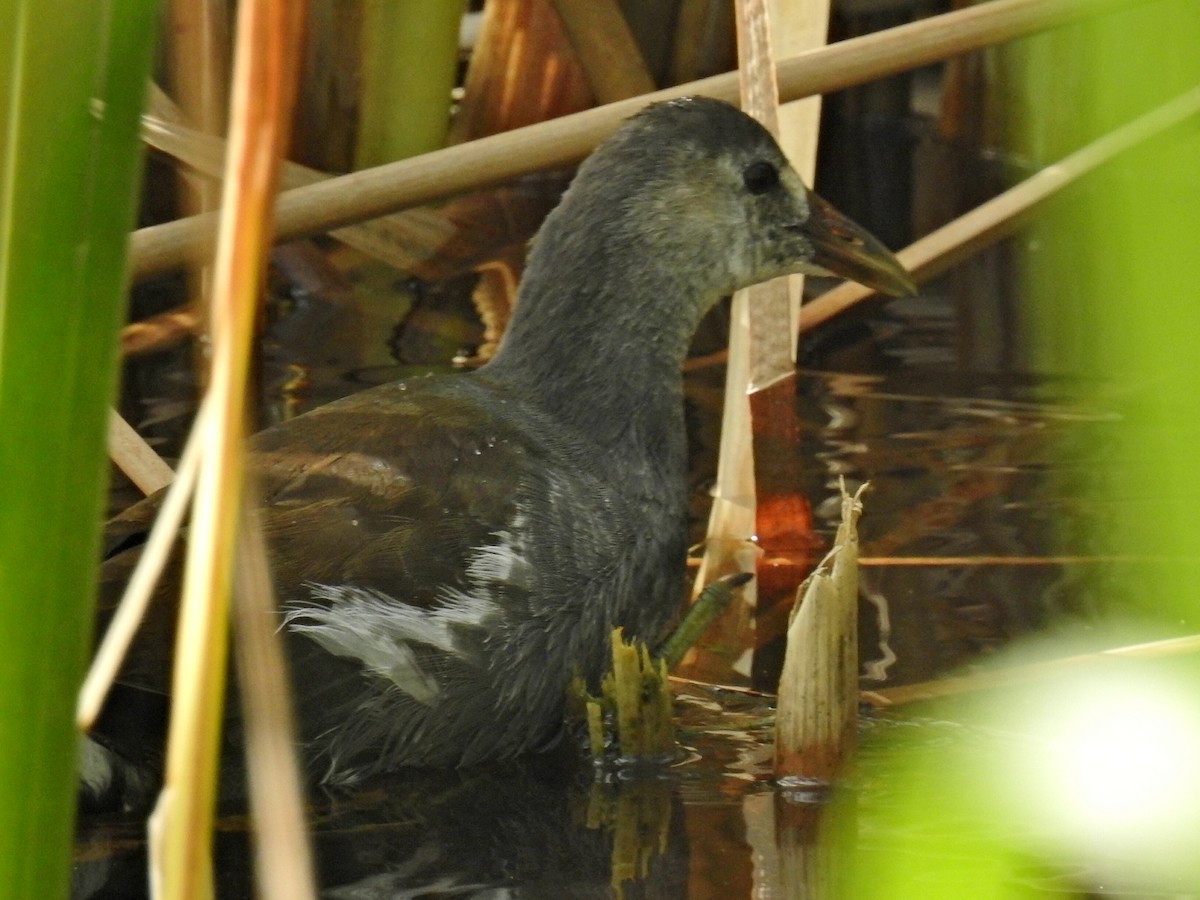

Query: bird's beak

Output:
[802, 191, 917, 297]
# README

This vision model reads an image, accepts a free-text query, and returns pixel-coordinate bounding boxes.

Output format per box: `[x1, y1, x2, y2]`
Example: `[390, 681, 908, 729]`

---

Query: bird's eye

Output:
[742, 160, 779, 194]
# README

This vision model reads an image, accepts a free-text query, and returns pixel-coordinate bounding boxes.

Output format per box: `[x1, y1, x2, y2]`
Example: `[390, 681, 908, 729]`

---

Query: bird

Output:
[84, 96, 914, 809]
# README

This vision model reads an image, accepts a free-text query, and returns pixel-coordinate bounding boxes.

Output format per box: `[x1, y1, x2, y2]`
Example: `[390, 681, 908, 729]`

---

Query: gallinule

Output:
[84, 97, 914, 808]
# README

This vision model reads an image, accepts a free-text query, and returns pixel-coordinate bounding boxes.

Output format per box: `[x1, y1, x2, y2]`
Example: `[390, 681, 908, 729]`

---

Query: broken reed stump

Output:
[774, 481, 866, 780]
[571, 629, 675, 763]
[571, 574, 755, 763]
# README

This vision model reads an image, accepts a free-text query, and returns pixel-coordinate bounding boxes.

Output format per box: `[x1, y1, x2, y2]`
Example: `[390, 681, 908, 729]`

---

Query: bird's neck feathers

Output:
[484, 173, 731, 448]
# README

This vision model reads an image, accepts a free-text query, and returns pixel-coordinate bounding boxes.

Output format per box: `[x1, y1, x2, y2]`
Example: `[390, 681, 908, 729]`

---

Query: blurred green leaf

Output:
[857, 4, 1200, 896]
[1018, 0, 1200, 627]
[0, 0, 160, 894]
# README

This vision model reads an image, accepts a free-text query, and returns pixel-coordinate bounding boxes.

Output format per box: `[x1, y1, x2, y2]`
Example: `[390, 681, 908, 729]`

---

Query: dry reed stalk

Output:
[678, 0, 787, 684]
[682, 0, 830, 684]
[448, 0, 592, 143]
[738, 0, 805, 390]
[867, 633, 1200, 707]
[686, 554, 1139, 567]
[129, 0, 1139, 283]
[232, 500, 316, 900]
[142, 112, 461, 277]
[774, 482, 865, 780]
[164, 0, 229, 347]
[547, 0, 656, 102]
[106, 409, 176, 495]
[154, 0, 306, 895]
[78, 401, 207, 732]
[164, 0, 228, 165]
[120, 306, 200, 356]
[859, 554, 1137, 566]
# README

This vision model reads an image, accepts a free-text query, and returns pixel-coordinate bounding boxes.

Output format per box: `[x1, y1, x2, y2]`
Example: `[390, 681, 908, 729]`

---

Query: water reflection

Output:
[77, 664, 1197, 898]
[76, 751, 690, 899]
[74, 686, 830, 898]
[793, 363, 1128, 690]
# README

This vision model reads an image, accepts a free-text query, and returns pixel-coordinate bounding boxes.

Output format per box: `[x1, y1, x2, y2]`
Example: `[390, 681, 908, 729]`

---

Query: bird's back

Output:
[95, 369, 687, 785]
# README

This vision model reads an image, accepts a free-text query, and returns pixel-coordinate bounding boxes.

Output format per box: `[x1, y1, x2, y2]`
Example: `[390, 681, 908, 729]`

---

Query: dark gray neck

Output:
[481, 215, 721, 453]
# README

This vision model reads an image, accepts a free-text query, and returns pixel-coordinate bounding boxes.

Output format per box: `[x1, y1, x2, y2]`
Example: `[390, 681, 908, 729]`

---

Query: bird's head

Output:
[496, 96, 916, 388]
[559, 96, 916, 302]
